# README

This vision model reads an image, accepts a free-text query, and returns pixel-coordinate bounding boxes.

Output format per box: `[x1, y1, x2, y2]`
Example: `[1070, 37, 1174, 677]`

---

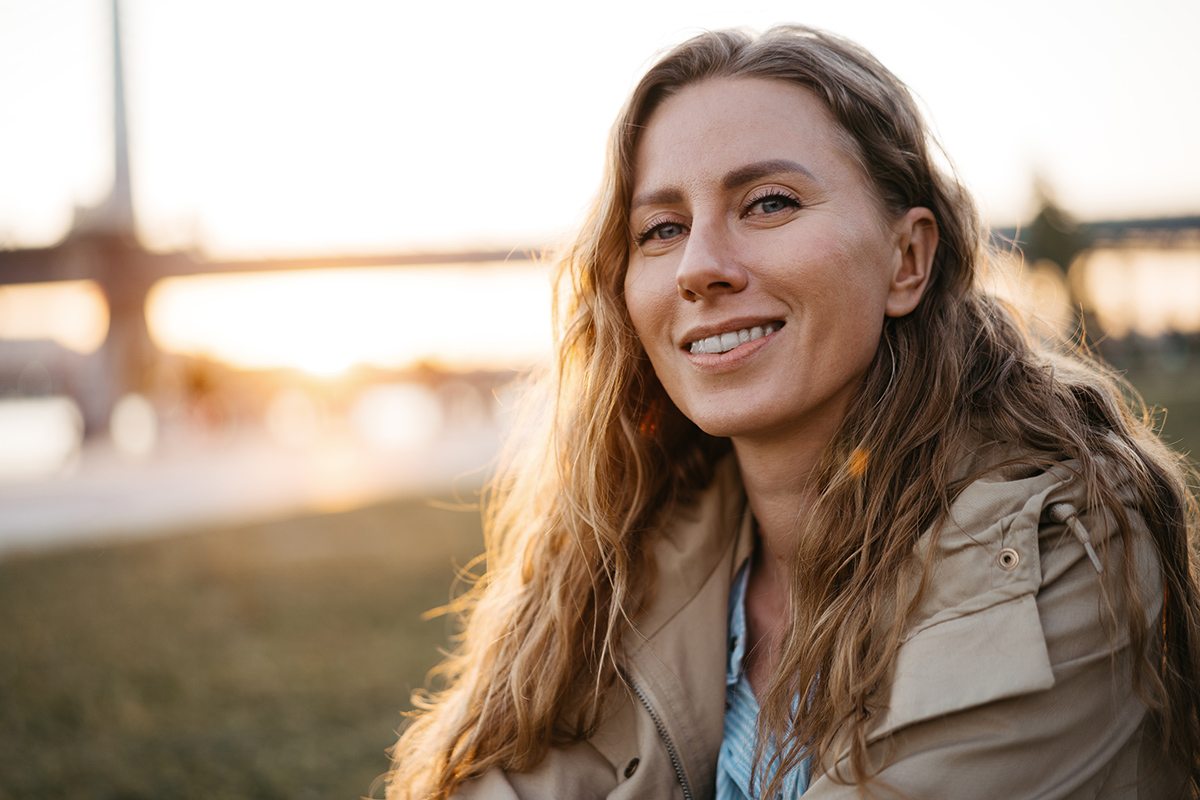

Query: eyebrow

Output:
[630, 159, 818, 211]
[722, 159, 817, 190]
[629, 187, 683, 211]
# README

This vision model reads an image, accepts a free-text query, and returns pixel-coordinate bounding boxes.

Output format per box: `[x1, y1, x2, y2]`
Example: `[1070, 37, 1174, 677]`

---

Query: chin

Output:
[673, 388, 787, 438]
[684, 410, 764, 440]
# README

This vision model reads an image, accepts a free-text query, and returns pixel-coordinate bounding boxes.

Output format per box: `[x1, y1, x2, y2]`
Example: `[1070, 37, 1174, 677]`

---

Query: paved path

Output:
[0, 427, 500, 557]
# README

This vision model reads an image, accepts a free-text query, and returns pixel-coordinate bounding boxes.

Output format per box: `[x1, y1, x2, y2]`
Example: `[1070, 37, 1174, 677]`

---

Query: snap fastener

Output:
[624, 758, 639, 778]
[998, 548, 1020, 570]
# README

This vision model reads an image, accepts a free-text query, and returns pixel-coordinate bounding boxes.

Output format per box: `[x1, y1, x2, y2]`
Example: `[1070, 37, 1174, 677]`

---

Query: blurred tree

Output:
[1024, 177, 1091, 275]
[1022, 178, 1097, 348]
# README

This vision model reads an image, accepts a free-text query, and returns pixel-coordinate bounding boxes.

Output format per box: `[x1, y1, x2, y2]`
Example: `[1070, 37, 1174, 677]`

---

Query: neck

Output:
[732, 430, 827, 572]
[734, 429, 833, 696]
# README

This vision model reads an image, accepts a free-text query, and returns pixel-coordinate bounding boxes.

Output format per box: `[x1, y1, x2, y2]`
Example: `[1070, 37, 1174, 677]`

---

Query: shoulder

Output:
[886, 451, 1161, 724]
[868, 458, 1063, 734]
[829, 452, 1169, 798]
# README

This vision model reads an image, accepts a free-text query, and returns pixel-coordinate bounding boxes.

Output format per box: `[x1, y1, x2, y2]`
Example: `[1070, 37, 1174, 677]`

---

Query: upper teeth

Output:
[689, 323, 778, 355]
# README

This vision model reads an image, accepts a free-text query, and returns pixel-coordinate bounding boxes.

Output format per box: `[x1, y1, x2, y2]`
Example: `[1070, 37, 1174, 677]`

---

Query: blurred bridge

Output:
[0, 0, 534, 433]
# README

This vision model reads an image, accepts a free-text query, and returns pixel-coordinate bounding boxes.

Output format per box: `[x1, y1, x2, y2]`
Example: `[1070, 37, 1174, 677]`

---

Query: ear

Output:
[885, 207, 937, 318]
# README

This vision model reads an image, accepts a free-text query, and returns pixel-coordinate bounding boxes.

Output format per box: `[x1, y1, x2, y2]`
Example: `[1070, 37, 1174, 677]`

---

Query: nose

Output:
[676, 225, 747, 302]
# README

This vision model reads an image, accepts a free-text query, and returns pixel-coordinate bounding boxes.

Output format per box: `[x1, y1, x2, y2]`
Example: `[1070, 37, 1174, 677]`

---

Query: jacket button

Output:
[624, 758, 639, 778]
[998, 547, 1020, 570]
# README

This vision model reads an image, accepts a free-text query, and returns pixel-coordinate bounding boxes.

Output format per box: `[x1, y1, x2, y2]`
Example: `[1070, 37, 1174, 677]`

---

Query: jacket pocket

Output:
[870, 592, 1054, 742]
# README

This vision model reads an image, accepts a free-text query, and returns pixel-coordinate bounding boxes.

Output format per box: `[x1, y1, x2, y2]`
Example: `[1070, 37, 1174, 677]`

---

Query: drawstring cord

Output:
[1046, 502, 1104, 574]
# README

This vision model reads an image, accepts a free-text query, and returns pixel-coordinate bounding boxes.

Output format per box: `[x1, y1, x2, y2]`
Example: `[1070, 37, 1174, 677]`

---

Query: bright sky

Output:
[1, 0, 1198, 259]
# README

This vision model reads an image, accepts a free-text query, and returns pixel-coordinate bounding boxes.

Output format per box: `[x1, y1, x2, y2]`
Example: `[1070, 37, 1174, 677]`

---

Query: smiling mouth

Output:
[688, 322, 783, 355]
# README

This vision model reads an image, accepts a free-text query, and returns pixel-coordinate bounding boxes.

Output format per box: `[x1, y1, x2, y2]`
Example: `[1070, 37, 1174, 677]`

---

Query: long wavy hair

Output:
[385, 26, 1200, 799]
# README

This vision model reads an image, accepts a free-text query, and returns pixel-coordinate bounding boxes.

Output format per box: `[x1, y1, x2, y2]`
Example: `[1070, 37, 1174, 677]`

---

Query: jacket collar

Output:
[633, 456, 753, 641]
[619, 455, 753, 799]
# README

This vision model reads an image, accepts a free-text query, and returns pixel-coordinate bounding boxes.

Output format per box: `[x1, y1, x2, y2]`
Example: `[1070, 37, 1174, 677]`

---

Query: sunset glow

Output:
[1083, 248, 1200, 338]
[0, 280, 109, 353]
[145, 262, 553, 373]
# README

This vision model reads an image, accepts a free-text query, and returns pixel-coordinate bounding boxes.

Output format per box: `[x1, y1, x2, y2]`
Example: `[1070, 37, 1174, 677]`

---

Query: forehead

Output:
[632, 77, 860, 190]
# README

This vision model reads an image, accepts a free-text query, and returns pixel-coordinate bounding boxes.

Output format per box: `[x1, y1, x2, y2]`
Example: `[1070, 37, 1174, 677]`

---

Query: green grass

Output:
[1125, 365, 1200, 465]
[0, 495, 485, 800]
[0, 367, 1196, 800]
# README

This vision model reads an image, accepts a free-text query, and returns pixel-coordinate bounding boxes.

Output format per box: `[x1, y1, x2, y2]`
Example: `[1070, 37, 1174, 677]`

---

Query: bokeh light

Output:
[0, 280, 109, 353]
[110, 392, 157, 457]
[0, 396, 83, 481]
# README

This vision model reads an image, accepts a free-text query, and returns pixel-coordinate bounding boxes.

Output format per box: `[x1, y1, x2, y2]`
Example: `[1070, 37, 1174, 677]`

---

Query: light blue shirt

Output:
[715, 560, 810, 800]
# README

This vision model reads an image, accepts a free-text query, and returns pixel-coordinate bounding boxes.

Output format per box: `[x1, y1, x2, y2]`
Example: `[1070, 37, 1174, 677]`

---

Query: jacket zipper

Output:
[627, 675, 694, 800]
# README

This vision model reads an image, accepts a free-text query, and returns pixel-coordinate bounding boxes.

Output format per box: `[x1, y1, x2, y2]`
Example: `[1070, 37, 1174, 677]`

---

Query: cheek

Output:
[824, 223, 897, 309]
[623, 260, 670, 343]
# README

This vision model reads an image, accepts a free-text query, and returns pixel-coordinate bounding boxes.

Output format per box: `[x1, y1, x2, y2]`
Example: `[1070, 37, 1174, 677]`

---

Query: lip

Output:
[679, 317, 786, 351]
[679, 317, 785, 371]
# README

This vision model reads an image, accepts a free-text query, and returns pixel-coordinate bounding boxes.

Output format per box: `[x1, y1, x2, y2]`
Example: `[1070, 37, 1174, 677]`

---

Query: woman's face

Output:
[623, 77, 933, 446]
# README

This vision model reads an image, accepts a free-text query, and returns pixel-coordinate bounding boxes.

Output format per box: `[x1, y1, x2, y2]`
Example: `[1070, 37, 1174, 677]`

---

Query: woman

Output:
[386, 26, 1200, 799]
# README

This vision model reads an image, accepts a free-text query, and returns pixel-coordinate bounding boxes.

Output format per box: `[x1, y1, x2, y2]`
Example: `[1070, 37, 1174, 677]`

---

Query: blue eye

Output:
[747, 193, 800, 216]
[638, 221, 687, 244]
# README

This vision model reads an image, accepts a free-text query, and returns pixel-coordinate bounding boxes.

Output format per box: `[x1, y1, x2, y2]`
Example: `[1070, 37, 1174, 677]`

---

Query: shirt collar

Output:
[726, 557, 751, 687]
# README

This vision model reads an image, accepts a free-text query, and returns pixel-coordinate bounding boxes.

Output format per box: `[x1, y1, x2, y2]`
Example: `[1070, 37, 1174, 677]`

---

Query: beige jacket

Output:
[456, 455, 1178, 799]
